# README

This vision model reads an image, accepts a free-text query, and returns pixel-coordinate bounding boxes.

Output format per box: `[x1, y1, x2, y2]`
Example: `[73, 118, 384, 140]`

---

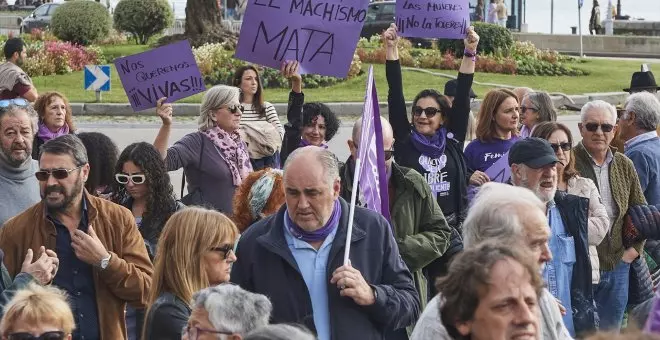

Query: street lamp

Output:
[616, 0, 621, 19]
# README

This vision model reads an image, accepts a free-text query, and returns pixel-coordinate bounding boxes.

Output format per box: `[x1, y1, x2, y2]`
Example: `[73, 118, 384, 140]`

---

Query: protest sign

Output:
[396, 0, 470, 39]
[467, 152, 511, 203]
[114, 40, 206, 112]
[235, 0, 369, 78]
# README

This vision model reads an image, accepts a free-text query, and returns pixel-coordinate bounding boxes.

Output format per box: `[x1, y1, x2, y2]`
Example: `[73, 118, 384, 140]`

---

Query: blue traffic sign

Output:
[84, 65, 111, 92]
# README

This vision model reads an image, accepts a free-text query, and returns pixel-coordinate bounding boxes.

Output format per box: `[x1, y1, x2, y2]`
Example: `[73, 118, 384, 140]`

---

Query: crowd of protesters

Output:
[0, 17, 660, 340]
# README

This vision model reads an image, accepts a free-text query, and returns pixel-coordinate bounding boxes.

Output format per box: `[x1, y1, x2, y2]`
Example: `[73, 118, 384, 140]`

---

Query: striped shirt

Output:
[240, 101, 284, 138]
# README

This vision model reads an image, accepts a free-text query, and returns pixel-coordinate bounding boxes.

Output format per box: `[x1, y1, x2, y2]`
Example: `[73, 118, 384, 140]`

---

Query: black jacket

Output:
[231, 198, 420, 340]
[142, 292, 191, 340]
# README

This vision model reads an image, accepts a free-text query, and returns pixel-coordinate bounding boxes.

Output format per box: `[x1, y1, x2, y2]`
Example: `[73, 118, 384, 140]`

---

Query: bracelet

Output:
[463, 49, 477, 62]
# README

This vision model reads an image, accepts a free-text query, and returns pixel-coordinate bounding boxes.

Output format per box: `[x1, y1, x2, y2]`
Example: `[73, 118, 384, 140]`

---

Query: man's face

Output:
[520, 206, 552, 266]
[512, 163, 558, 204]
[14, 48, 26, 66]
[617, 109, 636, 142]
[284, 154, 340, 231]
[456, 259, 540, 340]
[38, 152, 89, 213]
[0, 111, 33, 167]
[579, 108, 617, 155]
[348, 131, 395, 173]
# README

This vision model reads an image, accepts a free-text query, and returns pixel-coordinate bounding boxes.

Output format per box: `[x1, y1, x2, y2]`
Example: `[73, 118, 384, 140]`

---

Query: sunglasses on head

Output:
[8, 331, 66, 340]
[210, 244, 234, 260]
[584, 123, 614, 133]
[412, 106, 441, 118]
[35, 165, 83, 181]
[550, 142, 571, 152]
[0, 98, 29, 108]
[222, 104, 244, 114]
[115, 173, 146, 185]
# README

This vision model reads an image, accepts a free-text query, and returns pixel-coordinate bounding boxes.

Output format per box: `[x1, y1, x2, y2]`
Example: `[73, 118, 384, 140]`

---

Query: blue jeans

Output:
[594, 260, 631, 331]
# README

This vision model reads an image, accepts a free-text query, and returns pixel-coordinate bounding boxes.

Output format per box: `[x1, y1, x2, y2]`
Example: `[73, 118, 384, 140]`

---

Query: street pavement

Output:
[78, 114, 583, 197]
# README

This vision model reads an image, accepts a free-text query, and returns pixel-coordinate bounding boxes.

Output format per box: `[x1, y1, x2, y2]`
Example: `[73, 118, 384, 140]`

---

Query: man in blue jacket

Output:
[231, 146, 420, 340]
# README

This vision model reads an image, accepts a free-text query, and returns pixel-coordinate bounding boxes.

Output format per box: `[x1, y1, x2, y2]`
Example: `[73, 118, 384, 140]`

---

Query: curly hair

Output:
[232, 65, 266, 117]
[76, 132, 118, 195]
[232, 168, 285, 232]
[302, 102, 341, 141]
[33, 91, 76, 132]
[111, 142, 178, 244]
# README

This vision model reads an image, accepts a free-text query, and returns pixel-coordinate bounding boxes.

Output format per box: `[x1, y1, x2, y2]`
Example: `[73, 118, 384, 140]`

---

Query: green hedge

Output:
[114, 0, 173, 45]
[51, 0, 111, 45]
[436, 22, 514, 56]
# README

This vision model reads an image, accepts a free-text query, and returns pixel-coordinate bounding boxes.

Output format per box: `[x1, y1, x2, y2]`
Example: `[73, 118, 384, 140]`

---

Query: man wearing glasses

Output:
[574, 100, 648, 331]
[0, 134, 154, 340]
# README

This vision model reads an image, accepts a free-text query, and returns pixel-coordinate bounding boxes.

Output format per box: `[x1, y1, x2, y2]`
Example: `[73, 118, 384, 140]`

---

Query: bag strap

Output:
[180, 134, 205, 198]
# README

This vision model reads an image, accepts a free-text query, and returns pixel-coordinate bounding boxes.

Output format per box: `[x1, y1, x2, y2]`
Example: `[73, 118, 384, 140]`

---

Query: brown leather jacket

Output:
[0, 191, 153, 340]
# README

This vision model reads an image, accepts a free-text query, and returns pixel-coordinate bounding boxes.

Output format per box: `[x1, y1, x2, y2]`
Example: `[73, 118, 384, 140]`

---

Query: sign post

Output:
[578, 0, 584, 57]
[84, 65, 111, 102]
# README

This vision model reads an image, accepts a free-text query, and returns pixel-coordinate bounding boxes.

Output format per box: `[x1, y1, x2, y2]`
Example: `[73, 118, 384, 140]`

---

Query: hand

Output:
[281, 60, 302, 93]
[622, 247, 640, 263]
[20, 246, 58, 285]
[330, 262, 375, 306]
[555, 298, 567, 316]
[464, 26, 480, 52]
[382, 23, 398, 49]
[71, 226, 110, 268]
[156, 97, 173, 126]
[469, 170, 490, 186]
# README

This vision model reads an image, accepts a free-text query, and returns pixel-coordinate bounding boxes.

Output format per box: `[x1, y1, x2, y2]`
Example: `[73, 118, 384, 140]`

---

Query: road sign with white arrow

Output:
[84, 65, 111, 92]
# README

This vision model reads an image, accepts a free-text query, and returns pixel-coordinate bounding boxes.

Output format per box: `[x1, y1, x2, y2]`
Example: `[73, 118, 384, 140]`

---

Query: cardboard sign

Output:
[396, 0, 470, 39]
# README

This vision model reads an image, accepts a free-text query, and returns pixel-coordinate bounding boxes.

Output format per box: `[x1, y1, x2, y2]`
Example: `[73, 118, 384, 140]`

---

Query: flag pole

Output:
[343, 158, 362, 266]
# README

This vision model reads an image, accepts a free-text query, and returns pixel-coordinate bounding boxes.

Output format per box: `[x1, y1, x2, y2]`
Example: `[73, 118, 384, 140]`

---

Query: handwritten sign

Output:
[467, 152, 512, 204]
[114, 40, 206, 112]
[396, 0, 470, 39]
[235, 0, 370, 78]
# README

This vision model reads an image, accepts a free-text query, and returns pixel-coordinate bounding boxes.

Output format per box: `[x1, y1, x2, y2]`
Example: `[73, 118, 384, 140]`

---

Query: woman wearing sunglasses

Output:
[0, 283, 75, 340]
[154, 85, 253, 212]
[142, 207, 239, 340]
[519, 91, 557, 138]
[532, 121, 610, 286]
[31, 92, 76, 160]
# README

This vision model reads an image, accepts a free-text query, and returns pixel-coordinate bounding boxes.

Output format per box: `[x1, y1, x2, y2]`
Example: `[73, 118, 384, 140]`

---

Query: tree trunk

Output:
[185, 0, 222, 37]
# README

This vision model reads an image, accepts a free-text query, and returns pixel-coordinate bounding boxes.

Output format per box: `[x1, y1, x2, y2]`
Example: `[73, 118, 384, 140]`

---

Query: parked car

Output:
[360, 1, 433, 48]
[20, 2, 59, 33]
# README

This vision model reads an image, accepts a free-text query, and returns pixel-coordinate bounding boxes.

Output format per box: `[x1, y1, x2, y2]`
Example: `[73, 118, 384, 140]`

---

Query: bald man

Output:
[339, 116, 452, 311]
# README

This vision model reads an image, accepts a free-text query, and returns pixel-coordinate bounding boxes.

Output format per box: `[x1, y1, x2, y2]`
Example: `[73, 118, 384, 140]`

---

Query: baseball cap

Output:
[508, 137, 560, 169]
[444, 79, 477, 98]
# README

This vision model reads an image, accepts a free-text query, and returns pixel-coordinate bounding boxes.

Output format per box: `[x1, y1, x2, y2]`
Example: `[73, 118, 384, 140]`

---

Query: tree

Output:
[185, 0, 222, 38]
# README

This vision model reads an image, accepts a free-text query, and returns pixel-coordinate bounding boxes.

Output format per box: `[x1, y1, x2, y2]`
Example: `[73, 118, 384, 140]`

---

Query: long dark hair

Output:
[232, 65, 266, 117]
[77, 132, 118, 195]
[111, 142, 178, 244]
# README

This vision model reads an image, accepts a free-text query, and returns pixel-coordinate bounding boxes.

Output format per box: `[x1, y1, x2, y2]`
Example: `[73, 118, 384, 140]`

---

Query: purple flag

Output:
[357, 65, 390, 220]
[467, 151, 512, 203]
[396, 0, 470, 39]
[645, 293, 660, 333]
[234, 0, 369, 78]
[114, 40, 206, 112]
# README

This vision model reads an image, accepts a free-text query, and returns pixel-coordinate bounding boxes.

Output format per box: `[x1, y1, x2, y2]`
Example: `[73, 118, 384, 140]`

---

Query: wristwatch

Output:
[100, 254, 112, 270]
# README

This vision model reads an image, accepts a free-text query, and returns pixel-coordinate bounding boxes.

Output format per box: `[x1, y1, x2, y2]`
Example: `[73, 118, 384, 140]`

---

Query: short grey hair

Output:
[191, 284, 272, 336]
[198, 85, 241, 131]
[40, 134, 88, 166]
[284, 147, 340, 187]
[580, 100, 617, 124]
[0, 105, 38, 135]
[463, 182, 545, 248]
[623, 92, 660, 131]
[524, 92, 557, 123]
[244, 324, 316, 340]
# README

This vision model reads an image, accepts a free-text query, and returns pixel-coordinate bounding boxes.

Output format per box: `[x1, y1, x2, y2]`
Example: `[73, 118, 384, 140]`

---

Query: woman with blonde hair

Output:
[232, 168, 285, 232]
[0, 283, 75, 340]
[32, 91, 76, 160]
[142, 207, 240, 340]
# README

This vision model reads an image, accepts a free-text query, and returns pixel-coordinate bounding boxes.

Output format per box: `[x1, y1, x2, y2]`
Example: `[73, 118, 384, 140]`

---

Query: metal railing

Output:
[161, 18, 243, 36]
[221, 19, 242, 34]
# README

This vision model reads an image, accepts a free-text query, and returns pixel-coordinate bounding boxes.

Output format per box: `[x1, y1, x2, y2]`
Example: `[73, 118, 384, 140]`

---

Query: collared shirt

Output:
[283, 217, 338, 340]
[48, 198, 100, 340]
[624, 130, 658, 150]
[544, 201, 576, 337]
[588, 149, 618, 226]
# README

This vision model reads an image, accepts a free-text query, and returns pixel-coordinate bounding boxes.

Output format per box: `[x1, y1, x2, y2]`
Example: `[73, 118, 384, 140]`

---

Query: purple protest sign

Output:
[234, 0, 369, 78]
[467, 152, 511, 203]
[396, 0, 470, 39]
[114, 40, 206, 112]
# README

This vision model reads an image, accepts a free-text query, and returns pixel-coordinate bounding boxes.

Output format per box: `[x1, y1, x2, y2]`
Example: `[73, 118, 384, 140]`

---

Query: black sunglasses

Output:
[384, 149, 394, 161]
[222, 104, 244, 114]
[35, 165, 83, 181]
[412, 106, 441, 118]
[584, 123, 614, 133]
[115, 173, 146, 185]
[521, 106, 538, 113]
[8, 332, 66, 340]
[210, 244, 234, 260]
[549, 142, 571, 152]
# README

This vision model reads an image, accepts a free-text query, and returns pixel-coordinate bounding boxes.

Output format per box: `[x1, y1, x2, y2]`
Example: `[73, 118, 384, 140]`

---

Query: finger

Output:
[22, 248, 33, 266]
[157, 97, 167, 107]
[88, 225, 97, 238]
[332, 265, 349, 277]
[339, 287, 359, 298]
[45, 249, 58, 258]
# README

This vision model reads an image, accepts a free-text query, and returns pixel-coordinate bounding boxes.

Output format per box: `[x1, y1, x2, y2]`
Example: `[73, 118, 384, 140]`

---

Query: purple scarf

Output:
[410, 127, 447, 159]
[299, 138, 329, 149]
[285, 199, 341, 242]
[37, 122, 69, 142]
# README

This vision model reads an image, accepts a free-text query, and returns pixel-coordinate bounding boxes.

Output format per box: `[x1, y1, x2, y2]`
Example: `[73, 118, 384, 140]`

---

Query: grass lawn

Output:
[31, 57, 642, 104]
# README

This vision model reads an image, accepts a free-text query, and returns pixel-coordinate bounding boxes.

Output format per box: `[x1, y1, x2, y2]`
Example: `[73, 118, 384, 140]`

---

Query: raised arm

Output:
[153, 97, 173, 160]
[448, 27, 479, 145]
[280, 61, 304, 166]
[383, 24, 411, 142]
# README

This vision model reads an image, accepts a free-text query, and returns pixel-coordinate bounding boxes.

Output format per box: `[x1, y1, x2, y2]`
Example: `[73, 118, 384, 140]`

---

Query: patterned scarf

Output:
[202, 127, 253, 186]
[37, 122, 69, 142]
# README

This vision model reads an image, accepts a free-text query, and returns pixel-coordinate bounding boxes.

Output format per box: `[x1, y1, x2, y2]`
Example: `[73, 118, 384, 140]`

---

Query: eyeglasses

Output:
[221, 104, 244, 114]
[549, 142, 571, 152]
[0, 98, 29, 108]
[115, 173, 146, 185]
[210, 244, 234, 260]
[35, 165, 83, 181]
[384, 149, 394, 161]
[182, 326, 232, 340]
[8, 332, 66, 340]
[584, 123, 614, 133]
[521, 106, 538, 113]
[412, 106, 441, 118]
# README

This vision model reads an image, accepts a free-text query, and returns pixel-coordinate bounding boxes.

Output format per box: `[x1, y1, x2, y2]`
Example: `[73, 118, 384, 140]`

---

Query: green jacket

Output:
[339, 158, 451, 306]
[573, 142, 647, 271]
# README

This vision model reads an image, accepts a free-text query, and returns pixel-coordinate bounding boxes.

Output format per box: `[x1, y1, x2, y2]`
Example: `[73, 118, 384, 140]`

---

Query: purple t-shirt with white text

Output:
[464, 136, 521, 172]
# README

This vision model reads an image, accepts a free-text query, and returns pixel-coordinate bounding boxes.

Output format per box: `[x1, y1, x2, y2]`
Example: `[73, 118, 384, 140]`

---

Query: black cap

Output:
[508, 138, 560, 169]
[444, 79, 477, 98]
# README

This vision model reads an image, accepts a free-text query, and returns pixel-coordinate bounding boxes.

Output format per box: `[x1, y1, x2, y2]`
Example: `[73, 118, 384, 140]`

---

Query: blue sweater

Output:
[625, 136, 660, 205]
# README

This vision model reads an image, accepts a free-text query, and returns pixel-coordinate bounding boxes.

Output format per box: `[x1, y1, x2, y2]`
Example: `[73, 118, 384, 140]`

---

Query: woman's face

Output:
[120, 161, 148, 201]
[302, 115, 327, 146]
[413, 96, 444, 136]
[43, 96, 67, 131]
[4, 320, 71, 340]
[203, 239, 237, 286]
[493, 97, 520, 134]
[547, 129, 571, 174]
[213, 102, 242, 132]
[182, 307, 221, 340]
[239, 69, 259, 97]
[520, 97, 539, 128]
